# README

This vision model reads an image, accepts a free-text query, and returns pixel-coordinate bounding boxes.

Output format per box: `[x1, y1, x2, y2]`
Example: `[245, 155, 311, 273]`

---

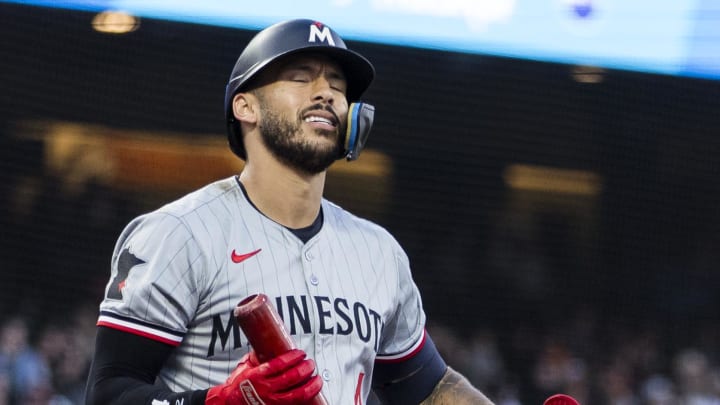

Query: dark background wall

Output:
[2, 3, 720, 404]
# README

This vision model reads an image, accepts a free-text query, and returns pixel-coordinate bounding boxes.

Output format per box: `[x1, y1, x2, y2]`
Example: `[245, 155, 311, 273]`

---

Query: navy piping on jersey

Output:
[235, 176, 323, 243]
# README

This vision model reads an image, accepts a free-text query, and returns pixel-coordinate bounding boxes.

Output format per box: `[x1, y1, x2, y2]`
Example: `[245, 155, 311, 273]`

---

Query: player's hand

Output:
[205, 349, 323, 405]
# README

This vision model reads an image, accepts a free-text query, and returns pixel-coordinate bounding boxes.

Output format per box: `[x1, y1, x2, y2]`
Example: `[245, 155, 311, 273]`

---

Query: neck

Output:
[238, 153, 326, 229]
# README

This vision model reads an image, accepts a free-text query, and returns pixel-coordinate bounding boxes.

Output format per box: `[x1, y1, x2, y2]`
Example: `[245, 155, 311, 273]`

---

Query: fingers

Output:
[225, 353, 253, 383]
[266, 358, 316, 388]
[271, 374, 324, 403]
[254, 349, 323, 402]
[257, 349, 307, 375]
[211, 348, 324, 405]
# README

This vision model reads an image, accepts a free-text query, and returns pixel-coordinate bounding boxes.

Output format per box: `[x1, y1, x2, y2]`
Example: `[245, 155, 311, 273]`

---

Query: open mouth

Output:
[303, 115, 336, 127]
[302, 107, 339, 129]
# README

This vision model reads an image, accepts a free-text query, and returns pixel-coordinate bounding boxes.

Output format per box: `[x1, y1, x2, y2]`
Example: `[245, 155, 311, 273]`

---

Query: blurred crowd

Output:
[1, 304, 719, 405]
[0, 306, 96, 405]
[429, 313, 720, 405]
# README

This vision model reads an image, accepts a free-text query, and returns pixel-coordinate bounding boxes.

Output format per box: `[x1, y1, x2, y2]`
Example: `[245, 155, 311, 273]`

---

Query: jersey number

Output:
[354, 372, 365, 405]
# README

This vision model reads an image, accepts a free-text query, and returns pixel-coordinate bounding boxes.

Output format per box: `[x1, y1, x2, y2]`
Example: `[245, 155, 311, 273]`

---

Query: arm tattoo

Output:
[419, 367, 495, 405]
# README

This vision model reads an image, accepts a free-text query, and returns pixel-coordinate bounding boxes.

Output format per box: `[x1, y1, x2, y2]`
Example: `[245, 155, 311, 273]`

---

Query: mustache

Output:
[299, 103, 340, 126]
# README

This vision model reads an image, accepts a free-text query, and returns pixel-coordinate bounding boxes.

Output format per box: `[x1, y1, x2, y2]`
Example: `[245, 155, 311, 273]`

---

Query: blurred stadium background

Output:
[1, 2, 720, 404]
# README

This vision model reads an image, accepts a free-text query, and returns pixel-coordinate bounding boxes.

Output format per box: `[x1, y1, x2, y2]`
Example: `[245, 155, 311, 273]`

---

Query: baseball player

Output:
[84, 19, 494, 405]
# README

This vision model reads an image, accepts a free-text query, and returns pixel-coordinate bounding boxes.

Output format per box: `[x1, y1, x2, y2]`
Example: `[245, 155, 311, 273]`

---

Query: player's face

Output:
[254, 54, 349, 174]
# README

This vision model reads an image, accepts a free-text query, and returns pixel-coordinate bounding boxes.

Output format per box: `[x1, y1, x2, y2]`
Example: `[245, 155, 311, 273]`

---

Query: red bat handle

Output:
[234, 293, 295, 362]
[234, 293, 329, 405]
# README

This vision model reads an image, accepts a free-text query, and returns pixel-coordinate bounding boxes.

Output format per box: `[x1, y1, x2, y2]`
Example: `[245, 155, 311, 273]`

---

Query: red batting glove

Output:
[205, 349, 323, 405]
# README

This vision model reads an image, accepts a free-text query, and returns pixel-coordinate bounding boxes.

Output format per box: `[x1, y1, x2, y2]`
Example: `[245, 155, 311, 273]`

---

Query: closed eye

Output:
[326, 72, 346, 93]
[288, 72, 311, 83]
[279, 60, 347, 93]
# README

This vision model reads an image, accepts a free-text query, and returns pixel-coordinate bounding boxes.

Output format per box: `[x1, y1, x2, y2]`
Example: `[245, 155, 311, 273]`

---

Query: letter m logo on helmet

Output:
[308, 22, 336, 46]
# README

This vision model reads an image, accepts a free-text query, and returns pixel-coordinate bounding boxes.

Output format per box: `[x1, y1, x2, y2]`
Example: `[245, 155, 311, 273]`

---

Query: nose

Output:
[310, 76, 335, 104]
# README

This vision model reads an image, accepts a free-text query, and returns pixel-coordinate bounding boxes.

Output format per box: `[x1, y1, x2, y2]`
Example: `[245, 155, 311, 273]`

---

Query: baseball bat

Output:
[234, 293, 329, 405]
[543, 394, 580, 405]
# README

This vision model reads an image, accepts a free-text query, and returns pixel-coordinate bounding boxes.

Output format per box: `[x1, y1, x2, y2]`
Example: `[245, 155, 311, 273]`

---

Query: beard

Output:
[256, 98, 344, 175]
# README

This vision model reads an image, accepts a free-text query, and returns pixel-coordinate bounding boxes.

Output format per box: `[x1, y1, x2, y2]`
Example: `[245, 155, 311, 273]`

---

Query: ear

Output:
[232, 93, 258, 125]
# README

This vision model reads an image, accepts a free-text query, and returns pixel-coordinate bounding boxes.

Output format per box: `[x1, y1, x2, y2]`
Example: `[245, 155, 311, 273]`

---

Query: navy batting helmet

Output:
[224, 19, 375, 159]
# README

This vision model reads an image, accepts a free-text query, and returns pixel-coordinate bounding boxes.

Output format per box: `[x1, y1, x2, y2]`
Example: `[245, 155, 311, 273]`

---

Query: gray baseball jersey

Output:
[97, 176, 427, 404]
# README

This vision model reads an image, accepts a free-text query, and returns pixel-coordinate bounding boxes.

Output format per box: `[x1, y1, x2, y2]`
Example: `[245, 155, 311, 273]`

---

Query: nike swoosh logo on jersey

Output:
[231, 248, 261, 263]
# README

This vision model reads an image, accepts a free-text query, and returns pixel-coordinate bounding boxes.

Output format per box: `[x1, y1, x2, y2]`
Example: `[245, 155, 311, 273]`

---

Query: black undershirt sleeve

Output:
[84, 326, 209, 405]
[371, 333, 447, 404]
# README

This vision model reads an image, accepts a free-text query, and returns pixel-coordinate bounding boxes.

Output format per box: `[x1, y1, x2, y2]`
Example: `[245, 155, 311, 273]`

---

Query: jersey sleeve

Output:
[372, 242, 447, 403]
[97, 212, 205, 346]
[375, 245, 426, 360]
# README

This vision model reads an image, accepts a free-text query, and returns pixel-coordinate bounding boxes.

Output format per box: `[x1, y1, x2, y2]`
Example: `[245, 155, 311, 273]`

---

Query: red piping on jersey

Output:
[97, 320, 182, 347]
[374, 329, 427, 364]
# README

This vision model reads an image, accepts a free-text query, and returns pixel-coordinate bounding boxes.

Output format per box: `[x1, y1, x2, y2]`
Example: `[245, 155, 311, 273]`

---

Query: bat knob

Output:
[543, 394, 580, 405]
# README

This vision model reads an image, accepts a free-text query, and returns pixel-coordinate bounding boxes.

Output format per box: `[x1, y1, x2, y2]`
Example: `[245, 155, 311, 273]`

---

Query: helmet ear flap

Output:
[227, 121, 246, 160]
[226, 81, 247, 160]
[227, 89, 263, 160]
[343, 102, 375, 161]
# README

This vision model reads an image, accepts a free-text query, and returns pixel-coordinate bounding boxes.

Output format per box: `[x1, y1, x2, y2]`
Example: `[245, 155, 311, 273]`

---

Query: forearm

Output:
[86, 327, 209, 405]
[419, 367, 495, 405]
[86, 375, 207, 405]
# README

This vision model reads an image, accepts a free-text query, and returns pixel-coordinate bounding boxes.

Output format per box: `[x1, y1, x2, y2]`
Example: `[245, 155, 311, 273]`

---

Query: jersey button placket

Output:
[304, 250, 314, 261]
[301, 241, 325, 363]
[303, 247, 319, 287]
